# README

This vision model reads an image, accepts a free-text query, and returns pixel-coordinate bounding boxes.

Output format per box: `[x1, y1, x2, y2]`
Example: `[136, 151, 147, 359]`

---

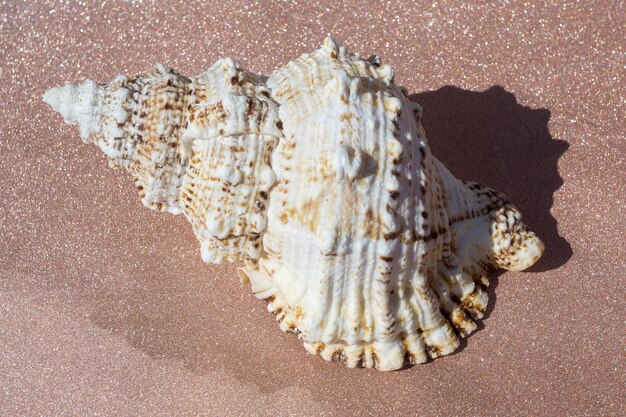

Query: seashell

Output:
[44, 37, 544, 371]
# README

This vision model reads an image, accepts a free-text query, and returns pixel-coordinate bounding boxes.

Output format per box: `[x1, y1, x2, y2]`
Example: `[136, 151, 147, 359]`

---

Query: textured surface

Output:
[0, 0, 624, 414]
[44, 37, 545, 371]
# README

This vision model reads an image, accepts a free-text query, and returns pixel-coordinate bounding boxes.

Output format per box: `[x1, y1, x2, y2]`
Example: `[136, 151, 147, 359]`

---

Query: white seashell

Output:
[44, 37, 544, 371]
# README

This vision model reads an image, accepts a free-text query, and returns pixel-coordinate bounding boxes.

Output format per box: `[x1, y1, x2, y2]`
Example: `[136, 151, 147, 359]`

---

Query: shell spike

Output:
[322, 36, 339, 52]
[376, 64, 395, 85]
[322, 36, 349, 60]
[45, 40, 546, 371]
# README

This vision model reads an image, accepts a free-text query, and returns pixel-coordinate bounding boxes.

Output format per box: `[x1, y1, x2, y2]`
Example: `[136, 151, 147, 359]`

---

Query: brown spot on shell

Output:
[246, 97, 255, 116]
[384, 231, 400, 241]
[339, 112, 354, 121]
[292, 305, 304, 321]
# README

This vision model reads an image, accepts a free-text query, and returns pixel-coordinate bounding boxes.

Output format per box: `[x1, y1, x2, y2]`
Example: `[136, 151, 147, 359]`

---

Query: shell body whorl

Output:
[44, 37, 544, 371]
[248, 38, 484, 370]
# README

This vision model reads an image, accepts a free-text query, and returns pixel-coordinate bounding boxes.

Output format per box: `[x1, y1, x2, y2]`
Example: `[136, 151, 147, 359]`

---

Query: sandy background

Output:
[1, 1, 624, 416]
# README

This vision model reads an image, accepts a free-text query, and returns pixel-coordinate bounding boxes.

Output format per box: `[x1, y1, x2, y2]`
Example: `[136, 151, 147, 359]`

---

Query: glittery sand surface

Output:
[1, 1, 624, 415]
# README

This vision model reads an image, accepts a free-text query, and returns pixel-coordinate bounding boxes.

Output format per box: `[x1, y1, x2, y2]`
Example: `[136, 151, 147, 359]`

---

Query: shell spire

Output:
[44, 38, 543, 371]
[44, 60, 283, 266]
[43, 80, 105, 142]
[44, 64, 197, 214]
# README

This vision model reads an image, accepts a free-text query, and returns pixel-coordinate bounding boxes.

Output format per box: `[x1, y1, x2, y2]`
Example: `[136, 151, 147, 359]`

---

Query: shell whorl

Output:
[44, 64, 199, 214]
[44, 37, 544, 371]
[179, 59, 281, 266]
[44, 59, 282, 266]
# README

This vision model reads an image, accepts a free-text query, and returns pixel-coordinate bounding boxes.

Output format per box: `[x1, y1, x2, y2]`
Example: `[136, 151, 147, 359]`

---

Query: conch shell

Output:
[44, 37, 544, 371]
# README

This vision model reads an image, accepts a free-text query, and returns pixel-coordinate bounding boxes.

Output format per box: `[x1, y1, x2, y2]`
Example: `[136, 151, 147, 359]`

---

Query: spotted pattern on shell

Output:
[44, 37, 544, 371]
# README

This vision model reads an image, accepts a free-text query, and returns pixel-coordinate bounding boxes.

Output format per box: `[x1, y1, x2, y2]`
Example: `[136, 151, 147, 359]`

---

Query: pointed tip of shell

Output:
[322, 35, 339, 51]
[43, 80, 103, 141]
